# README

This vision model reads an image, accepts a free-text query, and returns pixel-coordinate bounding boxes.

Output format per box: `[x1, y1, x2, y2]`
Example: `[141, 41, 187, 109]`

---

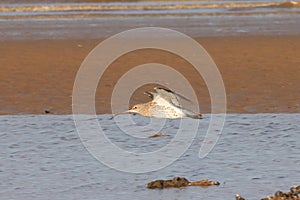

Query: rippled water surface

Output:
[1, 0, 299, 18]
[0, 114, 299, 200]
[1, 0, 300, 39]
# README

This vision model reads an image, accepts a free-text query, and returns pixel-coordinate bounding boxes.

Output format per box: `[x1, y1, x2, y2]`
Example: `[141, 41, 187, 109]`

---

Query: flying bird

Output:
[111, 87, 202, 119]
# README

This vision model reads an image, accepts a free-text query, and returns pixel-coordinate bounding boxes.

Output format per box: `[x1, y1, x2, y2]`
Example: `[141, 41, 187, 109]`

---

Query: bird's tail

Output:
[186, 113, 203, 119]
[183, 109, 203, 119]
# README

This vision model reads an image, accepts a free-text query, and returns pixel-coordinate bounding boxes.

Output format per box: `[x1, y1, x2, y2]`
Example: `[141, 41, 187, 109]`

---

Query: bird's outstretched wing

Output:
[144, 87, 192, 108]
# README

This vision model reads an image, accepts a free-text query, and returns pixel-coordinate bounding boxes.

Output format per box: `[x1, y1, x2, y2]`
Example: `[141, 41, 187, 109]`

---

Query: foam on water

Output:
[0, 114, 299, 199]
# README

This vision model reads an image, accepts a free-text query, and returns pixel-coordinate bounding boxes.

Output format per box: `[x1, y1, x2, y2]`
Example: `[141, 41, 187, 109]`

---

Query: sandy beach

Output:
[1, 35, 300, 115]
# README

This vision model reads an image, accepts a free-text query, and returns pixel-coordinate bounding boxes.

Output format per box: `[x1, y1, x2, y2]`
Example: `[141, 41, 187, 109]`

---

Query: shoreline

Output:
[1, 35, 300, 115]
[2, 15, 300, 40]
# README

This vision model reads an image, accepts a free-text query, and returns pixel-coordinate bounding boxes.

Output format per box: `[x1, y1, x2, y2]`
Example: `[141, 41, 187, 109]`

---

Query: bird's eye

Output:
[133, 106, 137, 109]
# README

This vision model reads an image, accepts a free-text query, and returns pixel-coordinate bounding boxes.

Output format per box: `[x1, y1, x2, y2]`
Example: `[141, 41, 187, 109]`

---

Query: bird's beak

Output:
[110, 110, 137, 120]
[109, 110, 130, 120]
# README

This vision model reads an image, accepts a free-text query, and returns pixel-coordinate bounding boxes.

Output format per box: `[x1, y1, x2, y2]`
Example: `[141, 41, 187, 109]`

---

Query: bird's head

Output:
[127, 104, 144, 114]
[110, 104, 146, 119]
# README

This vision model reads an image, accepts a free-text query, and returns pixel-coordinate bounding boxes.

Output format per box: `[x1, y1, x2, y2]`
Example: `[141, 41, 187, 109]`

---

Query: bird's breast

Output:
[149, 104, 185, 119]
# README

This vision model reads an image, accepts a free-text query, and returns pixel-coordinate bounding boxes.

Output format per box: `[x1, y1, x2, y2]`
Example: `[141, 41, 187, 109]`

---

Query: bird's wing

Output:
[144, 91, 156, 99]
[152, 87, 192, 108]
[144, 90, 170, 106]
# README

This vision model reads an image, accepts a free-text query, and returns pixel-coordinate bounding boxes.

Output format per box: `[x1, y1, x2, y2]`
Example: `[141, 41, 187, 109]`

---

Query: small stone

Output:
[188, 179, 220, 187]
[291, 185, 300, 193]
[148, 133, 169, 138]
[235, 194, 245, 200]
[147, 180, 164, 189]
[147, 177, 220, 189]
[170, 177, 189, 188]
[274, 191, 283, 197]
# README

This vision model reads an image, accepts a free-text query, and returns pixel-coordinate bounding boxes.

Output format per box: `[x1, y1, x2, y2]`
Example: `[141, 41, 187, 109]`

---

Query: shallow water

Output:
[1, 0, 300, 39]
[1, 0, 299, 18]
[0, 114, 299, 200]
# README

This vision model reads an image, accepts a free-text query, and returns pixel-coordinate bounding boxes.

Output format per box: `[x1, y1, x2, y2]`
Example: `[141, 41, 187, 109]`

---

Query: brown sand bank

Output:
[0, 36, 300, 115]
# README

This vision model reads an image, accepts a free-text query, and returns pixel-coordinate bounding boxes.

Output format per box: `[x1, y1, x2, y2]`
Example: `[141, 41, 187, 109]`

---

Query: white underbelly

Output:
[149, 106, 185, 119]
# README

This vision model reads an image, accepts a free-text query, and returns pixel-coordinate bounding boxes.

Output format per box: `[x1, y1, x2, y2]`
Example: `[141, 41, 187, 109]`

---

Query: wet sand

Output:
[1, 36, 300, 115]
